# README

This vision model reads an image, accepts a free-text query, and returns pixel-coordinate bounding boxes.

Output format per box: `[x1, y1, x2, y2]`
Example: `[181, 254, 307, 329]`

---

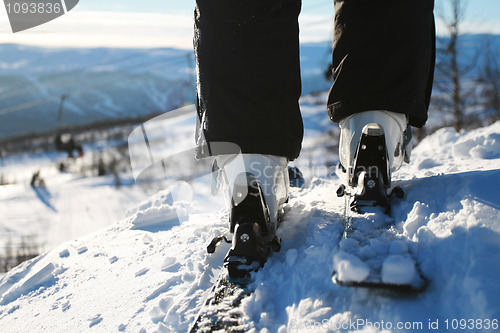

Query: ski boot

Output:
[209, 154, 289, 280]
[224, 172, 282, 279]
[337, 111, 408, 213]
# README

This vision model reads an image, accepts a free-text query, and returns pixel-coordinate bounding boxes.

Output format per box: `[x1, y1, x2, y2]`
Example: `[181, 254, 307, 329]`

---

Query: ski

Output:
[333, 184, 428, 293]
[333, 122, 427, 292]
[190, 167, 304, 331]
[190, 171, 282, 332]
[189, 229, 278, 332]
[189, 272, 252, 332]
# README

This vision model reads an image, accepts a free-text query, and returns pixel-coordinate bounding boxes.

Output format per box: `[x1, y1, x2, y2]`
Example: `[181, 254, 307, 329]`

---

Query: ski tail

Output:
[332, 274, 428, 293]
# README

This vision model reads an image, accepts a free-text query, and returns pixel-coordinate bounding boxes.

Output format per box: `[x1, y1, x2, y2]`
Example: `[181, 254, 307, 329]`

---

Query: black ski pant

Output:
[328, 0, 435, 128]
[194, 0, 303, 160]
[194, 0, 435, 161]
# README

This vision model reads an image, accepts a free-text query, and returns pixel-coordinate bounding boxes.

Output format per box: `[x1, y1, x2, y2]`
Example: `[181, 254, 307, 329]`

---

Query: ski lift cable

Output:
[0, 98, 54, 116]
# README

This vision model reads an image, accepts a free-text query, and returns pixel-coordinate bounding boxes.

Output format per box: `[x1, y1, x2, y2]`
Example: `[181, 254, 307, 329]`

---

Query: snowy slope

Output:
[1, 96, 500, 332]
[0, 150, 149, 253]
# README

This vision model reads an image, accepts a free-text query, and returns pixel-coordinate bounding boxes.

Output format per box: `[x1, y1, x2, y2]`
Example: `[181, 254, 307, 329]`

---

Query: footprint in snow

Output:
[142, 234, 153, 244]
[61, 301, 71, 312]
[161, 257, 181, 272]
[109, 256, 118, 264]
[135, 268, 149, 277]
[88, 314, 103, 328]
[77, 246, 88, 254]
[59, 249, 70, 258]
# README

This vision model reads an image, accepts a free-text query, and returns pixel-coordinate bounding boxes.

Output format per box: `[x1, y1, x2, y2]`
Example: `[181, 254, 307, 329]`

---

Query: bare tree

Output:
[3, 238, 13, 272]
[16, 236, 39, 266]
[435, 0, 475, 132]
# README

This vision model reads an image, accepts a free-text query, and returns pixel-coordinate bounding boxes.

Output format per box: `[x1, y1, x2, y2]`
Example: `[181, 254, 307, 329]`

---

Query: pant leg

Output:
[194, 0, 303, 161]
[327, 0, 435, 128]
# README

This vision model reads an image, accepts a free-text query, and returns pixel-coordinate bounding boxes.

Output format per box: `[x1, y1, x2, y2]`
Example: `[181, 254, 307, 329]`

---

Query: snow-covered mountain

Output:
[0, 42, 334, 141]
[0, 44, 198, 141]
[0, 93, 499, 332]
[2, 33, 499, 141]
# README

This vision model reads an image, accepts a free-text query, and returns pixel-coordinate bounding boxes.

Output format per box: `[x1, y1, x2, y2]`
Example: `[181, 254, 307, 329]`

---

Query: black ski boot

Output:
[223, 172, 281, 280]
[349, 123, 392, 213]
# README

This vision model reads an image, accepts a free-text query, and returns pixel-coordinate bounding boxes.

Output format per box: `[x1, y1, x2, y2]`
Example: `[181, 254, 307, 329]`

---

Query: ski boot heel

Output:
[223, 172, 280, 279]
[225, 222, 267, 279]
[350, 123, 391, 213]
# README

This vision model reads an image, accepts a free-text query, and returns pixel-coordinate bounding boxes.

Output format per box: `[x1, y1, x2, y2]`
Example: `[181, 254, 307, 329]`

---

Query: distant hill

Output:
[1, 34, 499, 141]
[0, 45, 197, 141]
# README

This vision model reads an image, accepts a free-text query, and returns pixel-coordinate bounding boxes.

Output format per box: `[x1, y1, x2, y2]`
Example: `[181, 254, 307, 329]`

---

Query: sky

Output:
[0, 0, 499, 49]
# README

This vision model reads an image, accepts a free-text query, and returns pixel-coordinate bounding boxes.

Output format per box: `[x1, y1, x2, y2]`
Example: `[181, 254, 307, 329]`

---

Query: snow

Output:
[381, 255, 417, 285]
[453, 126, 500, 160]
[0, 163, 148, 251]
[1, 97, 500, 332]
[333, 252, 370, 283]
